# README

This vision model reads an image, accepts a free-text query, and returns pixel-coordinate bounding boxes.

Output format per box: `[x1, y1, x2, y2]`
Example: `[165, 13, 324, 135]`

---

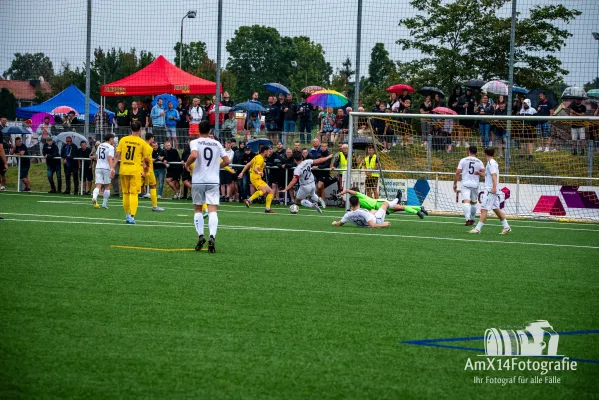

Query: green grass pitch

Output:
[1, 191, 598, 398]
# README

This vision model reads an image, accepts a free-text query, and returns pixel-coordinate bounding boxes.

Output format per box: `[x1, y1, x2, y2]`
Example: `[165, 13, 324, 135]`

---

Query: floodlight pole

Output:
[214, 0, 223, 139]
[505, 0, 517, 174]
[593, 32, 599, 88]
[179, 11, 196, 69]
[354, 0, 363, 111]
[84, 0, 91, 141]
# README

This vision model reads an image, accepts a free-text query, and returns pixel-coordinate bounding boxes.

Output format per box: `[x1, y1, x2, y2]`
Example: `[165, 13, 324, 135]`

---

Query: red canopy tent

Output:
[100, 55, 220, 96]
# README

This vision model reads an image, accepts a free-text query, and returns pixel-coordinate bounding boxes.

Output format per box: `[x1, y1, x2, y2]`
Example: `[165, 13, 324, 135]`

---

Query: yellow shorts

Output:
[120, 174, 141, 195]
[143, 171, 157, 186]
[251, 178, 268, 190]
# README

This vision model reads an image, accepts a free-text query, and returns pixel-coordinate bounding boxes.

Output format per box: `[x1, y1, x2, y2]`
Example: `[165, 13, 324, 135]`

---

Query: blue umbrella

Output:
[2, 126, 30, 135]
[263, 82, 290, 95]
[246, 138, 272, 153]
[232, 101, 266, 113]
[512, 85, 528, 95]
[152, 93, 178, 107]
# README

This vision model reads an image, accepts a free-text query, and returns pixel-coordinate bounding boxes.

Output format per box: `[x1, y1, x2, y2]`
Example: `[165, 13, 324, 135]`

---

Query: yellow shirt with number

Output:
[249, 154, 265, 182]
[142, 142, 154, 173]
[117, 135, 150, 176]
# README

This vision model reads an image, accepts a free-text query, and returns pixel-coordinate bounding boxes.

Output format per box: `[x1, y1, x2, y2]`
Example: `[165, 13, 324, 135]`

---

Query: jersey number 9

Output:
[204, 147, 213, 166]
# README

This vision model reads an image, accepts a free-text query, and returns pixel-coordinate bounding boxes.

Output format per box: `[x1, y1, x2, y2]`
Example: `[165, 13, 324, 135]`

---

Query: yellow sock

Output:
[123, 193, 130, 214]
[266, 193, 273, 209]
[130, 193, 139, 217]
[150, 188, 158, 207]
[202, 203, 208, 213]
[249, 190, 263, 202]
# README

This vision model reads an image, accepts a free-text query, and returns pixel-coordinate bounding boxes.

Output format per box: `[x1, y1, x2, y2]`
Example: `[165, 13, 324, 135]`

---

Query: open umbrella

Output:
[481, 80, 508, 95]
[512, 85, 528, 95]
[246, 138, 273, 153]
[527, 89, 558, 109]
[232, 101, 266, 113]
[464, 79, 486, 89]
[301, 85, 324, 94]
[263, 83, 290, 95]
[307, 90, 348, 108]
[432, 107, 457, 115]
[386, 84, 414, 94]
[55, 132, 88, 147]
[587, 89, 599, 99]
[152, 93, 178, 107]
[209, 106, 232, 114]
[561, 87, 587, 100]
[51, 105, 77, 115]
[418, 87, 445, 97]
[2, 126, 31, 135]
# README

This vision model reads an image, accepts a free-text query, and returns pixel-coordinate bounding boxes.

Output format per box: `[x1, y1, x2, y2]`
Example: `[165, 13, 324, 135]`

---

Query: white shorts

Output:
[166, 127, 177, 137]
[192, 184, 220, 206]
[95, 169, 111, 185]
[296, 183, 316, 201]
[374, 208, 386, 225]
[571, 127, 585, 141]
[482, 191, 500, 211]
[461, 186, 479, 203]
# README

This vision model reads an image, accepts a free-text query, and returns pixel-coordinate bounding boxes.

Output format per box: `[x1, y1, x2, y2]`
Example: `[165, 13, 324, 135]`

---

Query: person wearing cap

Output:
[23, 119, 35, 149]
[42, 136, 61, 193]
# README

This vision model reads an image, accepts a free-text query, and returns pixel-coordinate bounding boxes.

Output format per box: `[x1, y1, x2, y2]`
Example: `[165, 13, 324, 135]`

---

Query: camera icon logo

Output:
[484, 320, 561, 356]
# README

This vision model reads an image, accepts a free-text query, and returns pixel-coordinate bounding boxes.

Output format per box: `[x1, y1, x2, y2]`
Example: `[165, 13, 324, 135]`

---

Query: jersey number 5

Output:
[468, 161, 475, 174]
[125, 146, 136, 160]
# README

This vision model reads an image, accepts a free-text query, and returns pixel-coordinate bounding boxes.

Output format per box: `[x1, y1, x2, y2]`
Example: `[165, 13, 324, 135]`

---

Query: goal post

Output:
[345, 112, 599, 222]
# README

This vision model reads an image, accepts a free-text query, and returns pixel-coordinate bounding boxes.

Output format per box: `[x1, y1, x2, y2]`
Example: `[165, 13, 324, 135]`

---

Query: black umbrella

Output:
[2, 126, 31, 135]
[464, 79, 486, 89]
[418, 87, 445, 97]
[527, 89, 558, 109]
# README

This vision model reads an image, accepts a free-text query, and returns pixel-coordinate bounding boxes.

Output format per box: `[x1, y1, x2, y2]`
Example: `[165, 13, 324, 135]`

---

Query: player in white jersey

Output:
[184, 121, 230, 252]
[469, 147, 511, 235]
[453, 146, 484, 226]
[91, 133, 115, 209]
[280, 152, 333, 213]
[332, 195, 396, 228]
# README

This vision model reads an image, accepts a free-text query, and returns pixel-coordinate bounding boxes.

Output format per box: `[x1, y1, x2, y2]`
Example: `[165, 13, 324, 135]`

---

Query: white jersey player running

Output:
[184, 121, 230, 252]
[280, 152, 333, 213]
[453, 146, 484, 226]
[469, 147, 511, 235]
[91, 133, 115, 209]
[332, 195, 396, 228]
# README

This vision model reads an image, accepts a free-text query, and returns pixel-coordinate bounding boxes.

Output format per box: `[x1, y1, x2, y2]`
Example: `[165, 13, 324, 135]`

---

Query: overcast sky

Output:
[1, 0, 597, 86]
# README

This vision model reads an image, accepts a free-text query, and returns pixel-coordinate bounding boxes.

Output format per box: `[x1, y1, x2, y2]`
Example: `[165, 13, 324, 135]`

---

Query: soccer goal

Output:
[344, 112, 599, 222]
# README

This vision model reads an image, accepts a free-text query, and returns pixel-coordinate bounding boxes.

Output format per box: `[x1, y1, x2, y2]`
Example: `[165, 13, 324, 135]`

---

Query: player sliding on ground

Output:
[238, 146, 275, 213]
[331, 195, 392, 228]
[92, 133, 115, 209]
[143, 133, 164, 212]
[336, 188, 428, 219]
[280, 152, 333, 213]
[469, 147, 511, 235]
[453, 145, 484, 226]
[112, 120, 152, 224]
[185, 121, 230, 252]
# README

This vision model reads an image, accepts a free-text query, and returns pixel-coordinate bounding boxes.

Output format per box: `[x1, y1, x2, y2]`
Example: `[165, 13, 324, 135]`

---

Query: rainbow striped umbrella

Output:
[307, 90, 348, 108]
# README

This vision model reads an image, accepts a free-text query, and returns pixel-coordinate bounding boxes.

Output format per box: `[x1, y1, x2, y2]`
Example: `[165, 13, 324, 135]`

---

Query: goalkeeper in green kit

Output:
[337, 188, 428, 219]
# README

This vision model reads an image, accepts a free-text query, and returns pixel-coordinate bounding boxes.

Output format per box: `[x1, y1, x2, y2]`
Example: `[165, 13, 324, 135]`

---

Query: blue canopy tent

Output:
[16, 84, 114, 121]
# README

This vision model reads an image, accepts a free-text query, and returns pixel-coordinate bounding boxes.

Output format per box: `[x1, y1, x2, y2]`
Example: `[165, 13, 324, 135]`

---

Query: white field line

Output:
[31, 200, 599, 233]
[3, 213, 599, 250]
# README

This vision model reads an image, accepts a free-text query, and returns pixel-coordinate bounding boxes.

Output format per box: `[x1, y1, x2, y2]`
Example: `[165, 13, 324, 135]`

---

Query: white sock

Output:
[208, 212, 218, 237]
[300, 199, 314, 208]
[471, 205, 477, 220]
[310, 194, 319, 203]
[462, 203, 471, 220]
[476, 222, 484, 231]
[194, 212, 204, 236]
[501, 219, 510, 229]
[92, 188, 99, 201]
[388, 198, 399, 208]
[103, 189, 110, 206]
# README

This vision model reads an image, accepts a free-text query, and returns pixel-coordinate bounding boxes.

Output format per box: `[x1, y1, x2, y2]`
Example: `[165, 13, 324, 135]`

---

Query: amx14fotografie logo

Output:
[465, 320, 578, 385]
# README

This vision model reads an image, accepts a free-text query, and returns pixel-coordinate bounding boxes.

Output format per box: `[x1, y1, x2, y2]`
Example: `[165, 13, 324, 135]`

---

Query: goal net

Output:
[345, 112, 599, 222]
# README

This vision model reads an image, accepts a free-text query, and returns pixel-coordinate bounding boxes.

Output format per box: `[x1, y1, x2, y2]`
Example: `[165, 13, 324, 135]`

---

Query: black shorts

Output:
[0, 159, 5, 176]
[83, 168, 93, 182]
[220, 170, 233, 185]
[365, 176, 379, 190]
[182, 169, 191, 182]
[20, 167, 30, 179]
[166, 168, 181, 181]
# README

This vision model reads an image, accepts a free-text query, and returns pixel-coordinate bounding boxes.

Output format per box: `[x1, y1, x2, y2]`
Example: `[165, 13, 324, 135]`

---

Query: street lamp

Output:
[291, 60, 307, 88]
[593, 32, 599, 88]
[179, 10, 197, 68]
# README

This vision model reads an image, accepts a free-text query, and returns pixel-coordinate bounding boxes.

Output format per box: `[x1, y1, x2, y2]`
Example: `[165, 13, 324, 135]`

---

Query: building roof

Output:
[0, 80, 52, 100]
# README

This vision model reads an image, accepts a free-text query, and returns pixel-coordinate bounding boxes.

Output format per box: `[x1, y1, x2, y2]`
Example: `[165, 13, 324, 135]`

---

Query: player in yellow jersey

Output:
[112, 120, 152, 224]
[142, 133, 164, 212]
[238, 145, 275, 213]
